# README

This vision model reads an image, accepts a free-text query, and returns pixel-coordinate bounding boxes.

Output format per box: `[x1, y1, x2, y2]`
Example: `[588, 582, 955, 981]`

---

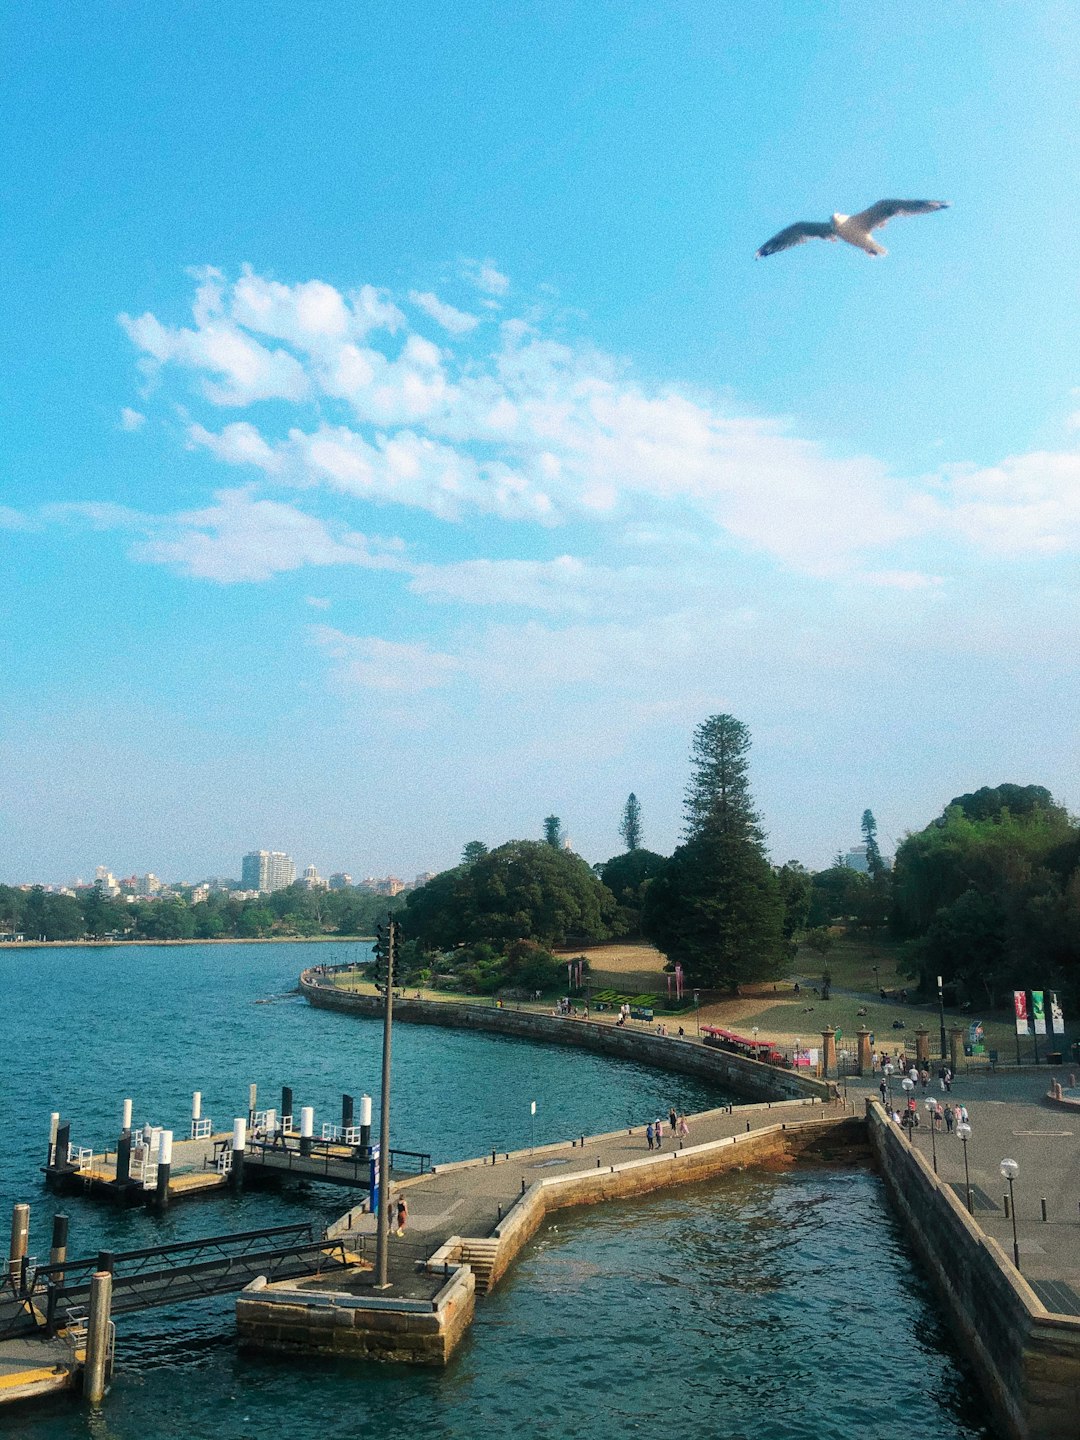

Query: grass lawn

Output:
[326, 934, 1029, 1063]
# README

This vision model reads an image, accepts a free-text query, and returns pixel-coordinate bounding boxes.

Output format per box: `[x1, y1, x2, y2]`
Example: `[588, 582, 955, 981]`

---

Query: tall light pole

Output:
[924, 1100, 938, 1173]
[956, 1122, 973, 1213]
[901, 1075, 915, 1139]
[1000, 1158, 1020, 1269]
[937, 973, 948, 1062]
[374, 916, 397, 1289]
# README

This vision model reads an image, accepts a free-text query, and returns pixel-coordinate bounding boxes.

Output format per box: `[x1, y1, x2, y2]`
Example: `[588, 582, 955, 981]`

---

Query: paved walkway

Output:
[845, 1069, 1080, 1305]
[330, 1094, 843, 1295]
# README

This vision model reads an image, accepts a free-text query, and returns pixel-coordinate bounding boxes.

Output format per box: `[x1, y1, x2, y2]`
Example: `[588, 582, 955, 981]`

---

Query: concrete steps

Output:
[455, 1238, 501, 1292]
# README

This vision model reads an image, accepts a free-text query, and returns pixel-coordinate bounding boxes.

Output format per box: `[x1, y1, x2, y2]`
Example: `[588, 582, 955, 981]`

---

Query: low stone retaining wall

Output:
[450, 1114, 862, 1295]
[300, 972, 830, 1103]
[867, 1101, 1080, 1440]
[236, 1265, 475, 1365]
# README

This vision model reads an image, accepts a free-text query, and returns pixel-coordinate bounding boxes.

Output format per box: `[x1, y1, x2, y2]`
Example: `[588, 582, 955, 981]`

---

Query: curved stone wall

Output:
[299, 971, 831, 1104]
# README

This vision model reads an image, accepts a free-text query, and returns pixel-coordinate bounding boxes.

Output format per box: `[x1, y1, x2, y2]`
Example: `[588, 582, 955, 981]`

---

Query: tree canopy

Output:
[405, 839, 615, 953]
[619, 793, 643, 852]
[892, 786, 1080, 1006]
[642, 714, 785, 989]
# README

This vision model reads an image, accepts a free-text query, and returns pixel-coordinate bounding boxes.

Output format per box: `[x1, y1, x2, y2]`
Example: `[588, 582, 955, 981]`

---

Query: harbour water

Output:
[3, 942, 990, 1439]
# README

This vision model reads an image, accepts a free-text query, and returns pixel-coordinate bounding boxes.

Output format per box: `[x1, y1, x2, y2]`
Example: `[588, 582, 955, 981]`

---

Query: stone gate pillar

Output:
[949, 1026, 965, 1072]
[857, 1028, 873, 1075]
[821, 1027, 837, 1079]
[915, 1027, 930, 1067]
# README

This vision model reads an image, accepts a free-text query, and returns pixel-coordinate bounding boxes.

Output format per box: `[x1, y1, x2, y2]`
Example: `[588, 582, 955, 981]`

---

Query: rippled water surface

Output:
[3, 943, 990, 1439]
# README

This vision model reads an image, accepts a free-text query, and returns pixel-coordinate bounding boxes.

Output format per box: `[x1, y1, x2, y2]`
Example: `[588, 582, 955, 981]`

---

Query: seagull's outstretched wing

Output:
[755, 220, 836, 258]
[852, 199, 950, 233]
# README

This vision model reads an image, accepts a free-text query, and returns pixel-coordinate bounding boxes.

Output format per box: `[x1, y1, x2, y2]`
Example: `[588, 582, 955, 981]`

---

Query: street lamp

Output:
[873, 963, 879, 994]
[901, 1076, 915, 1139]
[956, 1122, 973, 1213]
[924, 1099, 938, 1172]
[1000, 1158, 1020, 1269]
[937, 973, 948, 1062]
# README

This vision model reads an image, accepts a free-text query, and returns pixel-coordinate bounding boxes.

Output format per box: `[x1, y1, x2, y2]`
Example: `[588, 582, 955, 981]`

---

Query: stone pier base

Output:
[236, 1266, 475, 1365]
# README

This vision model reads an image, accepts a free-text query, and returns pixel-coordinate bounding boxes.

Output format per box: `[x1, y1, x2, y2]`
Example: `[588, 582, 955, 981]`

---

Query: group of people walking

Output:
[645, 1106, 690, 1150]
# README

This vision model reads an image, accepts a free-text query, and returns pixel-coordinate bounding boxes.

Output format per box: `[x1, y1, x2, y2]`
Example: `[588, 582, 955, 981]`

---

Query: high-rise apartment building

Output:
[241, 850, 296, 893]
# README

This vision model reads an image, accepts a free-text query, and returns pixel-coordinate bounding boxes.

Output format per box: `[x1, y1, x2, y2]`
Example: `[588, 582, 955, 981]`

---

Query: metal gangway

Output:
[0, 1221, 352, 1339]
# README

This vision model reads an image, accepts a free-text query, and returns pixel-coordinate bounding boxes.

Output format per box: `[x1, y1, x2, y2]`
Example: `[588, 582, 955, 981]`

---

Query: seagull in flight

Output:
[756, 199, 950, 259]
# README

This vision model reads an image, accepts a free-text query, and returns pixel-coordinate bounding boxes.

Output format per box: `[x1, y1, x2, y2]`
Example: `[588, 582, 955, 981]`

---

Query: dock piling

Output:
[9, 1203, 29, 1291]
[300, 1107, 314, 1158]
[84, 1270, 113, 1405]
[342, 1094, 354, 1129]
[154, 1131, 173, 1209]
[231, 1119, 246, 1189]
[281, 1086, 293, 1130]
[49, 1213, 68, 1276]
[47, 1112, 59, 1168]
[248, 1084, 258, 1127]
[359, 1094, 372, 1156]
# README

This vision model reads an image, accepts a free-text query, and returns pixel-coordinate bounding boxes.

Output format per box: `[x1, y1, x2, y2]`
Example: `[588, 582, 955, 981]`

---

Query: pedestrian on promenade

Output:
[943, 1103, 955, 1133]
[395, 1196, 408, 1236]
[654, 1118, 664, 1149]
[646, 1122, 655, 1151]
[669, 1106, 678, 1133]
[677, 1114, 689, 1139]
[944, 1067, 953, 1092]
[958, 1104, 969, 1126]
[879, 1078, 889, 1104]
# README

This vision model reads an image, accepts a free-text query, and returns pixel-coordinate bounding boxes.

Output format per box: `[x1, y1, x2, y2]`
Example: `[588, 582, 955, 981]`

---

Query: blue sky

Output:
[3, 2, 1079, 884]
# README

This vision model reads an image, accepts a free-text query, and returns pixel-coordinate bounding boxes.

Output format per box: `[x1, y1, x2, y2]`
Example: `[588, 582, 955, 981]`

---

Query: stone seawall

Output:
[867, 1101, 1080, 1440]
[300, 972, 831, 1104]
[236, 1265, 475, 1365]
[463, 1114, 865, 1294]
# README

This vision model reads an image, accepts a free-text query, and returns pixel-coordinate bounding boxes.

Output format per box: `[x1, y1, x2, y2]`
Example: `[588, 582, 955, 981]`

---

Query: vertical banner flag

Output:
[1013, 990, 1030, 1035]
[1032, 991, 1047, 1036]
[369, 1144, 380, 1216]
[530, 1101, 536, 1115]
[1050, 992, 1065, 1034]
[675, 963, 684, 1001]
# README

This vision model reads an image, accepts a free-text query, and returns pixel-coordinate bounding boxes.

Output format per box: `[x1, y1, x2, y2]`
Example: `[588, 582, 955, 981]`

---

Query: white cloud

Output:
[188, 421, 283, 473]
[406, 554, 669, 613]
[133, 489, 411, 583]
[305, 595, 332, 610]
[120, 407, 146, 431]
[309, 626, 460, 693]
[0, 506, 29, 530]
[119, 265, 1080, 576]
[461, 259, 509, 295]
[408, 290, 479, 335]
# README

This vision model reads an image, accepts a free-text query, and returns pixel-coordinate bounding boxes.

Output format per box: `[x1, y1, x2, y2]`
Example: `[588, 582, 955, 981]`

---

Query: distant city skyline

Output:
[3, 6, 1078, 883]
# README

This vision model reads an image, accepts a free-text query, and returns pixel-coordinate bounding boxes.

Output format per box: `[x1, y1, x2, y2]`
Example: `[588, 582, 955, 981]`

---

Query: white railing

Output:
[322, 1123, 363, 1145]
[216, 1148, 233, 1175]
[281, 1114, 294, 1135]
[67, 1145, 94, 1174]
[190, 1117, 212, 1140]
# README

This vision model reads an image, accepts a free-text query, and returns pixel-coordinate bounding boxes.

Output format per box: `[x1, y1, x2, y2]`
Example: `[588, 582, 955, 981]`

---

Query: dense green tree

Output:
[643, 828, 785, 991]
[599, 848, 666, 936]
[806, 865, 872, 928]
[406, 840, 614, 952]
[861, 809, 885, 879]
[642, 715, 785, 990]
[892, 786, 1080, 1005]
[619, 793, 643, 852]
[776, 861, 812, 941]
[543, 815, 563, 849]
[461, 841, 489, 866]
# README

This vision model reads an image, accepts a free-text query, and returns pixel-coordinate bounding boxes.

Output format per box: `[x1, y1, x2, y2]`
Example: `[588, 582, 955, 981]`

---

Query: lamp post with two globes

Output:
[1000, 1158, 1020, 1269]
[957, 1122, 973, 1213]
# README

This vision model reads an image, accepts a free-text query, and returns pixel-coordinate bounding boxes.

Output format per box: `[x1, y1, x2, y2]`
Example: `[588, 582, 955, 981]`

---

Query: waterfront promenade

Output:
[847, 1069, 1080, 1311]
